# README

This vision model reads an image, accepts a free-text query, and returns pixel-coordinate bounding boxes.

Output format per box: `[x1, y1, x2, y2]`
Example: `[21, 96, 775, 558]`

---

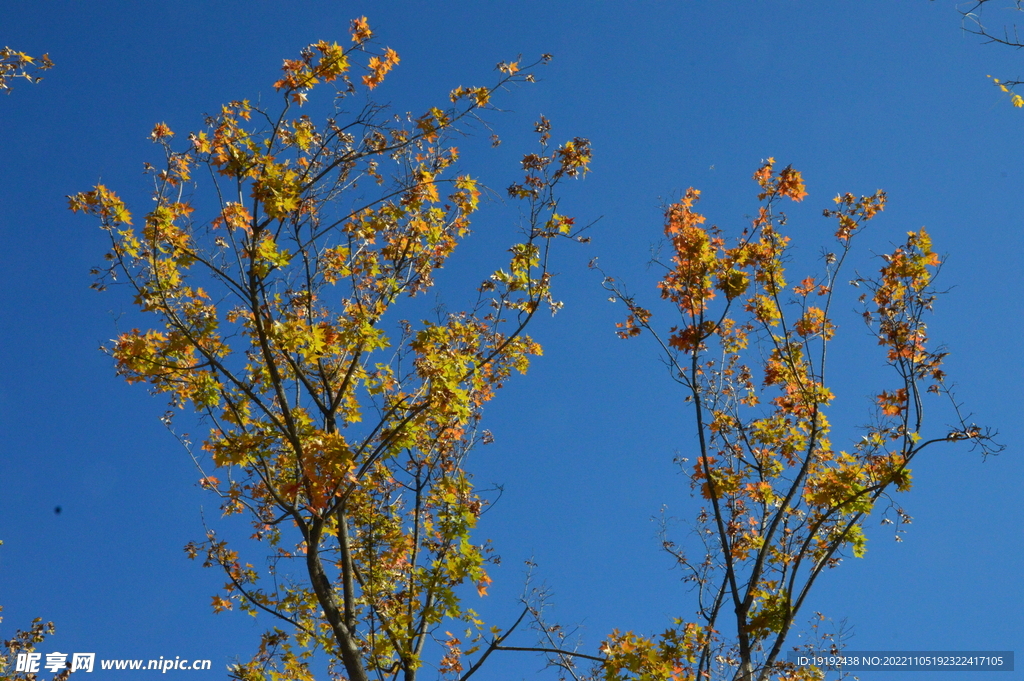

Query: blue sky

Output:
[2, 2, 1021, 679]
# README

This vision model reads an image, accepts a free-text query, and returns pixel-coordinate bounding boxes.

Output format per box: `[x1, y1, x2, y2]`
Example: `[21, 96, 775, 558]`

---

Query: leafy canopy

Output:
[71, 18, 590, 681]
[597, 159, 997, 681]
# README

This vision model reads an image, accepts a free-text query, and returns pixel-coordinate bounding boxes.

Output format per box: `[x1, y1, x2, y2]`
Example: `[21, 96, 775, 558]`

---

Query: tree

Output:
[70, 18, 591, 681]
[597, 159, 999, 681]
[0, 47, 53, 94]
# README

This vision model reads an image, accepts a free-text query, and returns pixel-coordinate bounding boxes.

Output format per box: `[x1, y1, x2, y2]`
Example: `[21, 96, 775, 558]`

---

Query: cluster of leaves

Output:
[0, 47, 53, 94]
[597, 160, 998, 681]
[71, 18, 590, 681]
[988, 75, 1024, 107]
[0, 604, 68, 681]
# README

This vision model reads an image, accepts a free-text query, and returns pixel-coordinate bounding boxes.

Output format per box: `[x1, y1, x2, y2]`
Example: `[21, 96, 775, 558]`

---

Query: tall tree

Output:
[597, 160, 998, 681]
[70, 18, 590, 681]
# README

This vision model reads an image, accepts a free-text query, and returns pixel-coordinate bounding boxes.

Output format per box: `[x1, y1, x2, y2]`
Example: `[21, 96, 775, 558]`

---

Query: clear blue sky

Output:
[2, 2, 1021, 679]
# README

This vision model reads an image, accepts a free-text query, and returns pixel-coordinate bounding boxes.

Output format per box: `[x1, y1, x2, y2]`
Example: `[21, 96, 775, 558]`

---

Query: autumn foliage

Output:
[71, 18, 590, 681]
[599, 159, 998, 681]
[64, 12, 1002, 681]
[0, 604, 69, 681]
[0, 46, 53, 94]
